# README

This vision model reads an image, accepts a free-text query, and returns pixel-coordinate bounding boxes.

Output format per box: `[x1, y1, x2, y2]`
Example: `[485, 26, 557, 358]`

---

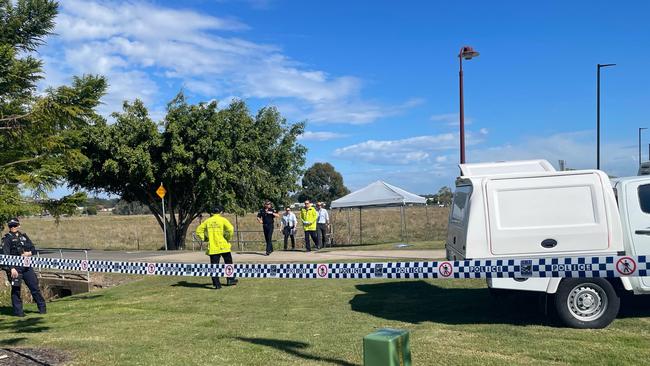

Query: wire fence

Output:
[19, 206, 449, 251]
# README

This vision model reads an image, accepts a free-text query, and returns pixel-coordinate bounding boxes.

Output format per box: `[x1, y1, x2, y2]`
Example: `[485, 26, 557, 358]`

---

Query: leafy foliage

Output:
[425, 186, 453, 206]
[68, 94, 306, 249]
[0, 0, 107, 227]
[297, 162, 349, 205]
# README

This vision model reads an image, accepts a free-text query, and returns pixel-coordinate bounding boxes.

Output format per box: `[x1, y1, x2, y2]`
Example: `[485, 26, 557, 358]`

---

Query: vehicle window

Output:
[638, 184, 650, 214]
[451, 186, 471, 223]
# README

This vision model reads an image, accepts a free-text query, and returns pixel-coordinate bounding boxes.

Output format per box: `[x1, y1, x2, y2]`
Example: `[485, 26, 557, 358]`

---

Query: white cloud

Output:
[479, 128, 489, 135]
[333, 132, 485, 165]
[469, 131, 637, 177]
[40, 0, 418, 123]
[299, 131, 348, 141]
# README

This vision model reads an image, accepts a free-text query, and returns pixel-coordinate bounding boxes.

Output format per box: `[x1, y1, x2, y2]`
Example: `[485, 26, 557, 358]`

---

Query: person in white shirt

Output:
[316, 202, 330, 249]
[281, 207, 298, 250]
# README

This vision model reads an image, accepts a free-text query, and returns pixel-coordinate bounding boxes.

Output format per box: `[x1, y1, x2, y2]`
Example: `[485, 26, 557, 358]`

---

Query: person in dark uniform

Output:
[2, 218, 46, 317]
[257, 201, 279, 255]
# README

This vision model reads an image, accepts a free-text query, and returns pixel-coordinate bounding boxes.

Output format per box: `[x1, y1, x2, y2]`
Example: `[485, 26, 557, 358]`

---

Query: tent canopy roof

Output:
[331, 180, 426, 208]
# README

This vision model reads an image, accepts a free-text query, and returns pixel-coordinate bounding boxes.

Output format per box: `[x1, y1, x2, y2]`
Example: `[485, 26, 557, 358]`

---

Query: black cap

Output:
[7, 218, 19, 228]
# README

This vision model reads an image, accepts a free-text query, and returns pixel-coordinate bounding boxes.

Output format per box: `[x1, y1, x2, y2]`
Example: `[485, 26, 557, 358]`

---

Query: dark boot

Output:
[212, 277, 222, 289]
[226, 278, 238, 286]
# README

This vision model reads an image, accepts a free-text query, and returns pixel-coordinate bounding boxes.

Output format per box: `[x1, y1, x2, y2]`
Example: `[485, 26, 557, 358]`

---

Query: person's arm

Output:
[2, 236, 18, 278]
[325, 210, 330, 225]
[22, 234, 34, 256]
[223, 219, 234, 242]
[257, 210, 263, 224]
[196, 220, 207, 241]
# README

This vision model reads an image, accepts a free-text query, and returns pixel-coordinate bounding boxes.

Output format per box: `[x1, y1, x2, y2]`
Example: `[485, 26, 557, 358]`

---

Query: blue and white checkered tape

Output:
[0, 255, 647, 279]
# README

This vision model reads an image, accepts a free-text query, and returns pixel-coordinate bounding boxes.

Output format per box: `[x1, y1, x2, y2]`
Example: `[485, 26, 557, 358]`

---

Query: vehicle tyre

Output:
[554, 278, 620, 329]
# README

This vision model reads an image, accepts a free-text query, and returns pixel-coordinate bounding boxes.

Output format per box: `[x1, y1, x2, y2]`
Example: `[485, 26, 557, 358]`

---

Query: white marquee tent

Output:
[330, 181, 427, 244]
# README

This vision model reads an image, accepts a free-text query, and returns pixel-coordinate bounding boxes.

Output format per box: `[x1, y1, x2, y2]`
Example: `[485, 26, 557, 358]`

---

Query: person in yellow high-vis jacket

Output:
[196, 205, 238, 289]
[300, 200, 318, 251]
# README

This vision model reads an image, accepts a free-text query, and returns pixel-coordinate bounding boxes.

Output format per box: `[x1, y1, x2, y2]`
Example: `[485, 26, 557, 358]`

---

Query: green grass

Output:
[1, 277, 649, 365]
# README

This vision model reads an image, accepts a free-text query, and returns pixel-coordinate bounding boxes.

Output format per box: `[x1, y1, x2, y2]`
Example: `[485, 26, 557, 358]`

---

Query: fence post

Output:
[235, 215, 241, 251]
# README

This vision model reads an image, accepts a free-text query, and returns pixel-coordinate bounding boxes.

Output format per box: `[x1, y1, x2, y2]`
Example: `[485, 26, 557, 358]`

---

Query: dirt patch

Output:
[90, 273, 144, 290]
[0, 348, 69, 365]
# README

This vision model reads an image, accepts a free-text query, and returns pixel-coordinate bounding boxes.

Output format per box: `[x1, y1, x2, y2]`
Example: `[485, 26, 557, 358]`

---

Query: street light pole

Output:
[596, 63, 616, 170]
[640, 128, 647, 167]
[458, 46, 479, 164]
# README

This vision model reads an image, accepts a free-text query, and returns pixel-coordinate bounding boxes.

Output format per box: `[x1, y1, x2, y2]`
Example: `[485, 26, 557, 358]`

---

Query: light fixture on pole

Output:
[458, 46, 479, 164]
[596, 63, 616, 170]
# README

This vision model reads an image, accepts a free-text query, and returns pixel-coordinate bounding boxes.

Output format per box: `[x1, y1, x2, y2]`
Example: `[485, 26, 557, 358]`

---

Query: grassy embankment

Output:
[19, 206, 449, 252]
[0, 277, 649, 365]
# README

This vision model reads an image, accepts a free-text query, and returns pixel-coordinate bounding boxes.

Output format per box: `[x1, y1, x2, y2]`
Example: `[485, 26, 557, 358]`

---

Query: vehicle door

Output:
[625, 181, 650, 288]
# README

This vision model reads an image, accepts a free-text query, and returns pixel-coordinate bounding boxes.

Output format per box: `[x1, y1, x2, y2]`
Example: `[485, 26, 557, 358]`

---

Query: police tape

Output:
[0, 254, 647, 279]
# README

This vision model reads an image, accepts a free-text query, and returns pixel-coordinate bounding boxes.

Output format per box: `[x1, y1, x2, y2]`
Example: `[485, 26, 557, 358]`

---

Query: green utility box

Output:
[363, 328, 412, 366]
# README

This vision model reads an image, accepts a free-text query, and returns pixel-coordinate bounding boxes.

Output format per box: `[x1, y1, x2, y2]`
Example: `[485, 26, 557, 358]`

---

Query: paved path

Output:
[38, 248, 446, 263]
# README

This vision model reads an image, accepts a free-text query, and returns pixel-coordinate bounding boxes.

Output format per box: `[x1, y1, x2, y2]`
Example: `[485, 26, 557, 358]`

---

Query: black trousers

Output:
[10, 267, 46, 316]
[316, 223, 328, 248]
[263, 224, 274, 254]
[304, 230, 318, 251]
[210, 252, 233, 287]
[283, 226, 295, 250]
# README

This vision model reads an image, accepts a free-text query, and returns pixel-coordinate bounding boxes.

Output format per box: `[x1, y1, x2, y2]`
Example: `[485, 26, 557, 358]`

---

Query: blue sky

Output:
[42, 0, 650, 195]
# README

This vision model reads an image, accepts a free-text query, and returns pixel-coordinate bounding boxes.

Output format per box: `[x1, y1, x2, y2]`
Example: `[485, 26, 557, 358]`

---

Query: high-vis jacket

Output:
[196, 214, 234, 255]
[300, 207, 318, 231]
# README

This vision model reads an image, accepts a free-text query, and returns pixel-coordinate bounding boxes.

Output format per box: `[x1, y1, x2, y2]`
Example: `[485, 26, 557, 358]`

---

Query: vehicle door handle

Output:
[635, 229, 650, 235]
[541, 239, 557, 248]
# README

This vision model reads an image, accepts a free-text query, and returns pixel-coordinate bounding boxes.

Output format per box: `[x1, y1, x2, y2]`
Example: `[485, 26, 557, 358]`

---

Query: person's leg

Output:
[316, 224, 322, 249]
[308, 231, 318, 250]
[283, 231, 289, 250]
[223, 252, 238, 285]
[263, 224, 273, 254]
[304, 230, 311, 251]
[290, 234, 295, 249]
[210, 254, 222, 289]
[22, 268, 46, 313]
[11, 281, 24, 316]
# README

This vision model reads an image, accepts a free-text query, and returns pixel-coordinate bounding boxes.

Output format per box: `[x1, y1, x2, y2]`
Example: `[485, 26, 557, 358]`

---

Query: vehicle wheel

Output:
[554, 279, 620, 329]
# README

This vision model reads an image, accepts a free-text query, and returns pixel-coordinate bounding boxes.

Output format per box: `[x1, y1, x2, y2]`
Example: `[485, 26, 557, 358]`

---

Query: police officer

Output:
[2, 218, 46, 317]
[257, 201, 279, 255]
[196, 206, 238, 289]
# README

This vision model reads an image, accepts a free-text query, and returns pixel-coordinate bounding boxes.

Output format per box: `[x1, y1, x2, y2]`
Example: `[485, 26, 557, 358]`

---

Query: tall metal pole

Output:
[596, 63, 616, 170]
[597, 65, 600, 170]
[640, 128, 647, 167]
[459, 55, 465, 164]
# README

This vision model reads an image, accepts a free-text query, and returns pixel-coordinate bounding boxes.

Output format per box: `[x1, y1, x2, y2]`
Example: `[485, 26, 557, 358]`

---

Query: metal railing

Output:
[36, 247, 91, 282]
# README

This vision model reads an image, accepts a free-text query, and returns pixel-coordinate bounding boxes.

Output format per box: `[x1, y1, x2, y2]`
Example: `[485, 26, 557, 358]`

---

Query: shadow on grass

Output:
[57, 294, 103, 302]
[350, 281, 551, 326]
[171, 281, 214, 289]
[235, 337, 358, 366]
[620, 295, 650, 318]
[351, 281, 650, 326]
[0, 337, 26, 346]
[0, 315, 49, 333]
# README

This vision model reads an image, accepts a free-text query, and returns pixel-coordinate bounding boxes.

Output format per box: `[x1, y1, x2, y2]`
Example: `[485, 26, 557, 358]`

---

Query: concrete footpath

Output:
[38, 248, 446, 264]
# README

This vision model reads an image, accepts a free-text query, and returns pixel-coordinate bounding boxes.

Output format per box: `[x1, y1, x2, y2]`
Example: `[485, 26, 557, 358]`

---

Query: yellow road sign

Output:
[156, 185, 167, 199]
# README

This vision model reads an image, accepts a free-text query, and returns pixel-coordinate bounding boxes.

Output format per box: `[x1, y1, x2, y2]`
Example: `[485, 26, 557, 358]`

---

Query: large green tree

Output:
[68, 94, 306, 249]
[297, 162, 349, 205]
[0, 0, 107, 225]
